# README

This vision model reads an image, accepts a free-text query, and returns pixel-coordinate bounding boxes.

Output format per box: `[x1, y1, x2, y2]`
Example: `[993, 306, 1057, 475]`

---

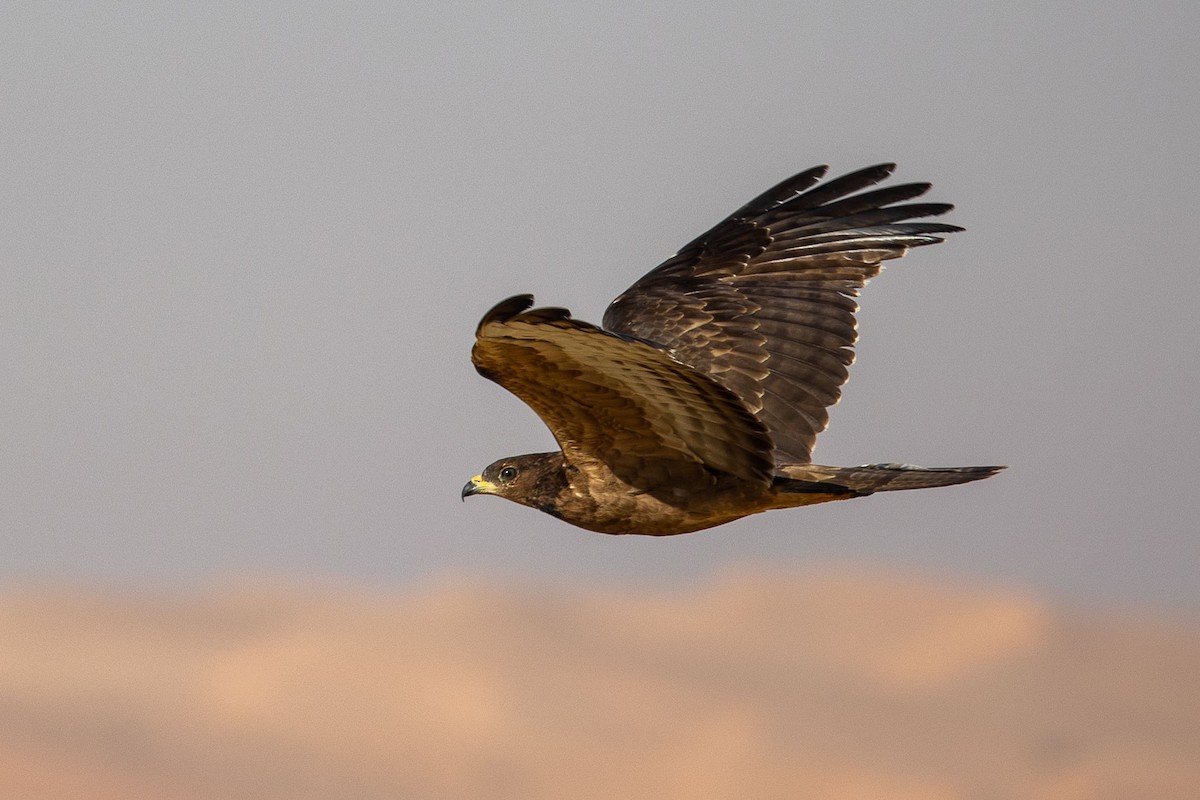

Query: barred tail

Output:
[774, 462, 1005, 496]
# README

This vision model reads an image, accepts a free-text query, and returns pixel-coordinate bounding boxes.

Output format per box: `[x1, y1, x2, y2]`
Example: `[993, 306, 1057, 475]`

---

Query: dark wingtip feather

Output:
[923, 202, 955, 217]
[729, 164, 829, 219]
[476, 295, 580, 334]
[521, 306, 574, 323]
[843, 162, 898, 187]
[779, 163, 900, 211]
[902, 222, 965, 235]
[477, 294, 535, 332]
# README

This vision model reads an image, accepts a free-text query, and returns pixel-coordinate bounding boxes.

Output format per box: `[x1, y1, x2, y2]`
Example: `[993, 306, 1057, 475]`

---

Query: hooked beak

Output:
[461, 474, 495, 501]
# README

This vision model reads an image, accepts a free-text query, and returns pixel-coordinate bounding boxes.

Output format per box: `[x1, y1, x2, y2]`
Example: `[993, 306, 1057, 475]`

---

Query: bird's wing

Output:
[472, 295, 774, 494]
[602, 163, 961, 465]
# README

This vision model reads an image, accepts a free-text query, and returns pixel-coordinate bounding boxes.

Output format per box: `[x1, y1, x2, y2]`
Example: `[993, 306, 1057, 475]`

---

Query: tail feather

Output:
[775, 462, 1005, 495]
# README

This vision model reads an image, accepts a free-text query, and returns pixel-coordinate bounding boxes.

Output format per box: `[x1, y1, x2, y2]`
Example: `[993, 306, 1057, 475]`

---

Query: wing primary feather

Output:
[789, 203, 956, 236]
[477, 294, 535, 332]
[776, 163, 897, 211]
[726, 164, 829, 219]
[775, 181, 935, 222]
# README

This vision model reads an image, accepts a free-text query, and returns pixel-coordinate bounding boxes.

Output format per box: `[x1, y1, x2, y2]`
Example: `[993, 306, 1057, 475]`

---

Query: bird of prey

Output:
[462, 163, 1002, 535]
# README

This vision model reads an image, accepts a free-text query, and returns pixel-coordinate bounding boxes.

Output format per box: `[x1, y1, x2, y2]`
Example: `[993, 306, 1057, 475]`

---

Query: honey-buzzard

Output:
[462, 163, 1002, 534]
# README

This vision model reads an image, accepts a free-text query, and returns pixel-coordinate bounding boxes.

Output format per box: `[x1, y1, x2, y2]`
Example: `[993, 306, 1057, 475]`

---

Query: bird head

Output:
[461, 452, 566, 510]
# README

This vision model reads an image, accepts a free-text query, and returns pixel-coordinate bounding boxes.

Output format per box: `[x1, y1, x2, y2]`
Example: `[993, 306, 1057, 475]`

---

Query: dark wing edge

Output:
[472, 296, 776, 490]
[603, 163, 962, 466]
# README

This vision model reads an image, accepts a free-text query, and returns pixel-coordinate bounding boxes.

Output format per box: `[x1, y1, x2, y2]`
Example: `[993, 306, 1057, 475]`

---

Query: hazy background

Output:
[4, 1, 1199, 609]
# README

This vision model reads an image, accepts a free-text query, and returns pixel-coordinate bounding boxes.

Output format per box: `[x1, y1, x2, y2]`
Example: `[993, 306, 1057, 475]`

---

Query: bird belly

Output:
[554, 476, 766, 536]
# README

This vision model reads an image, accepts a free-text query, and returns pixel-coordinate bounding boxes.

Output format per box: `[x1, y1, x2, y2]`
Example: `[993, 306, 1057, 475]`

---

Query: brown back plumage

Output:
[602, 163, 961, 465]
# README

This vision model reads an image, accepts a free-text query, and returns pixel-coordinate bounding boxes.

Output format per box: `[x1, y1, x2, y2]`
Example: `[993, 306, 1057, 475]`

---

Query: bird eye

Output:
[498, 466, 518, 482]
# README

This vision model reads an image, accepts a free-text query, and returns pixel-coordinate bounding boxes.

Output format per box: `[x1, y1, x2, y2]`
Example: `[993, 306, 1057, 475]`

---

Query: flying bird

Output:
[462, 163, 1002, 535]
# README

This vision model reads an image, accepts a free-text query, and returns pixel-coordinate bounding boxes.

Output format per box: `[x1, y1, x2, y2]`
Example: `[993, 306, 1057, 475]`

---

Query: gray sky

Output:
[3, 2, 1198, 608]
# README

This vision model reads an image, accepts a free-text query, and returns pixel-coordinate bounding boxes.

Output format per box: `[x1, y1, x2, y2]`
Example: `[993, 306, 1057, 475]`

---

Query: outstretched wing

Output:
[472, 295, 774, 495]
[603, 163, 961, 465]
